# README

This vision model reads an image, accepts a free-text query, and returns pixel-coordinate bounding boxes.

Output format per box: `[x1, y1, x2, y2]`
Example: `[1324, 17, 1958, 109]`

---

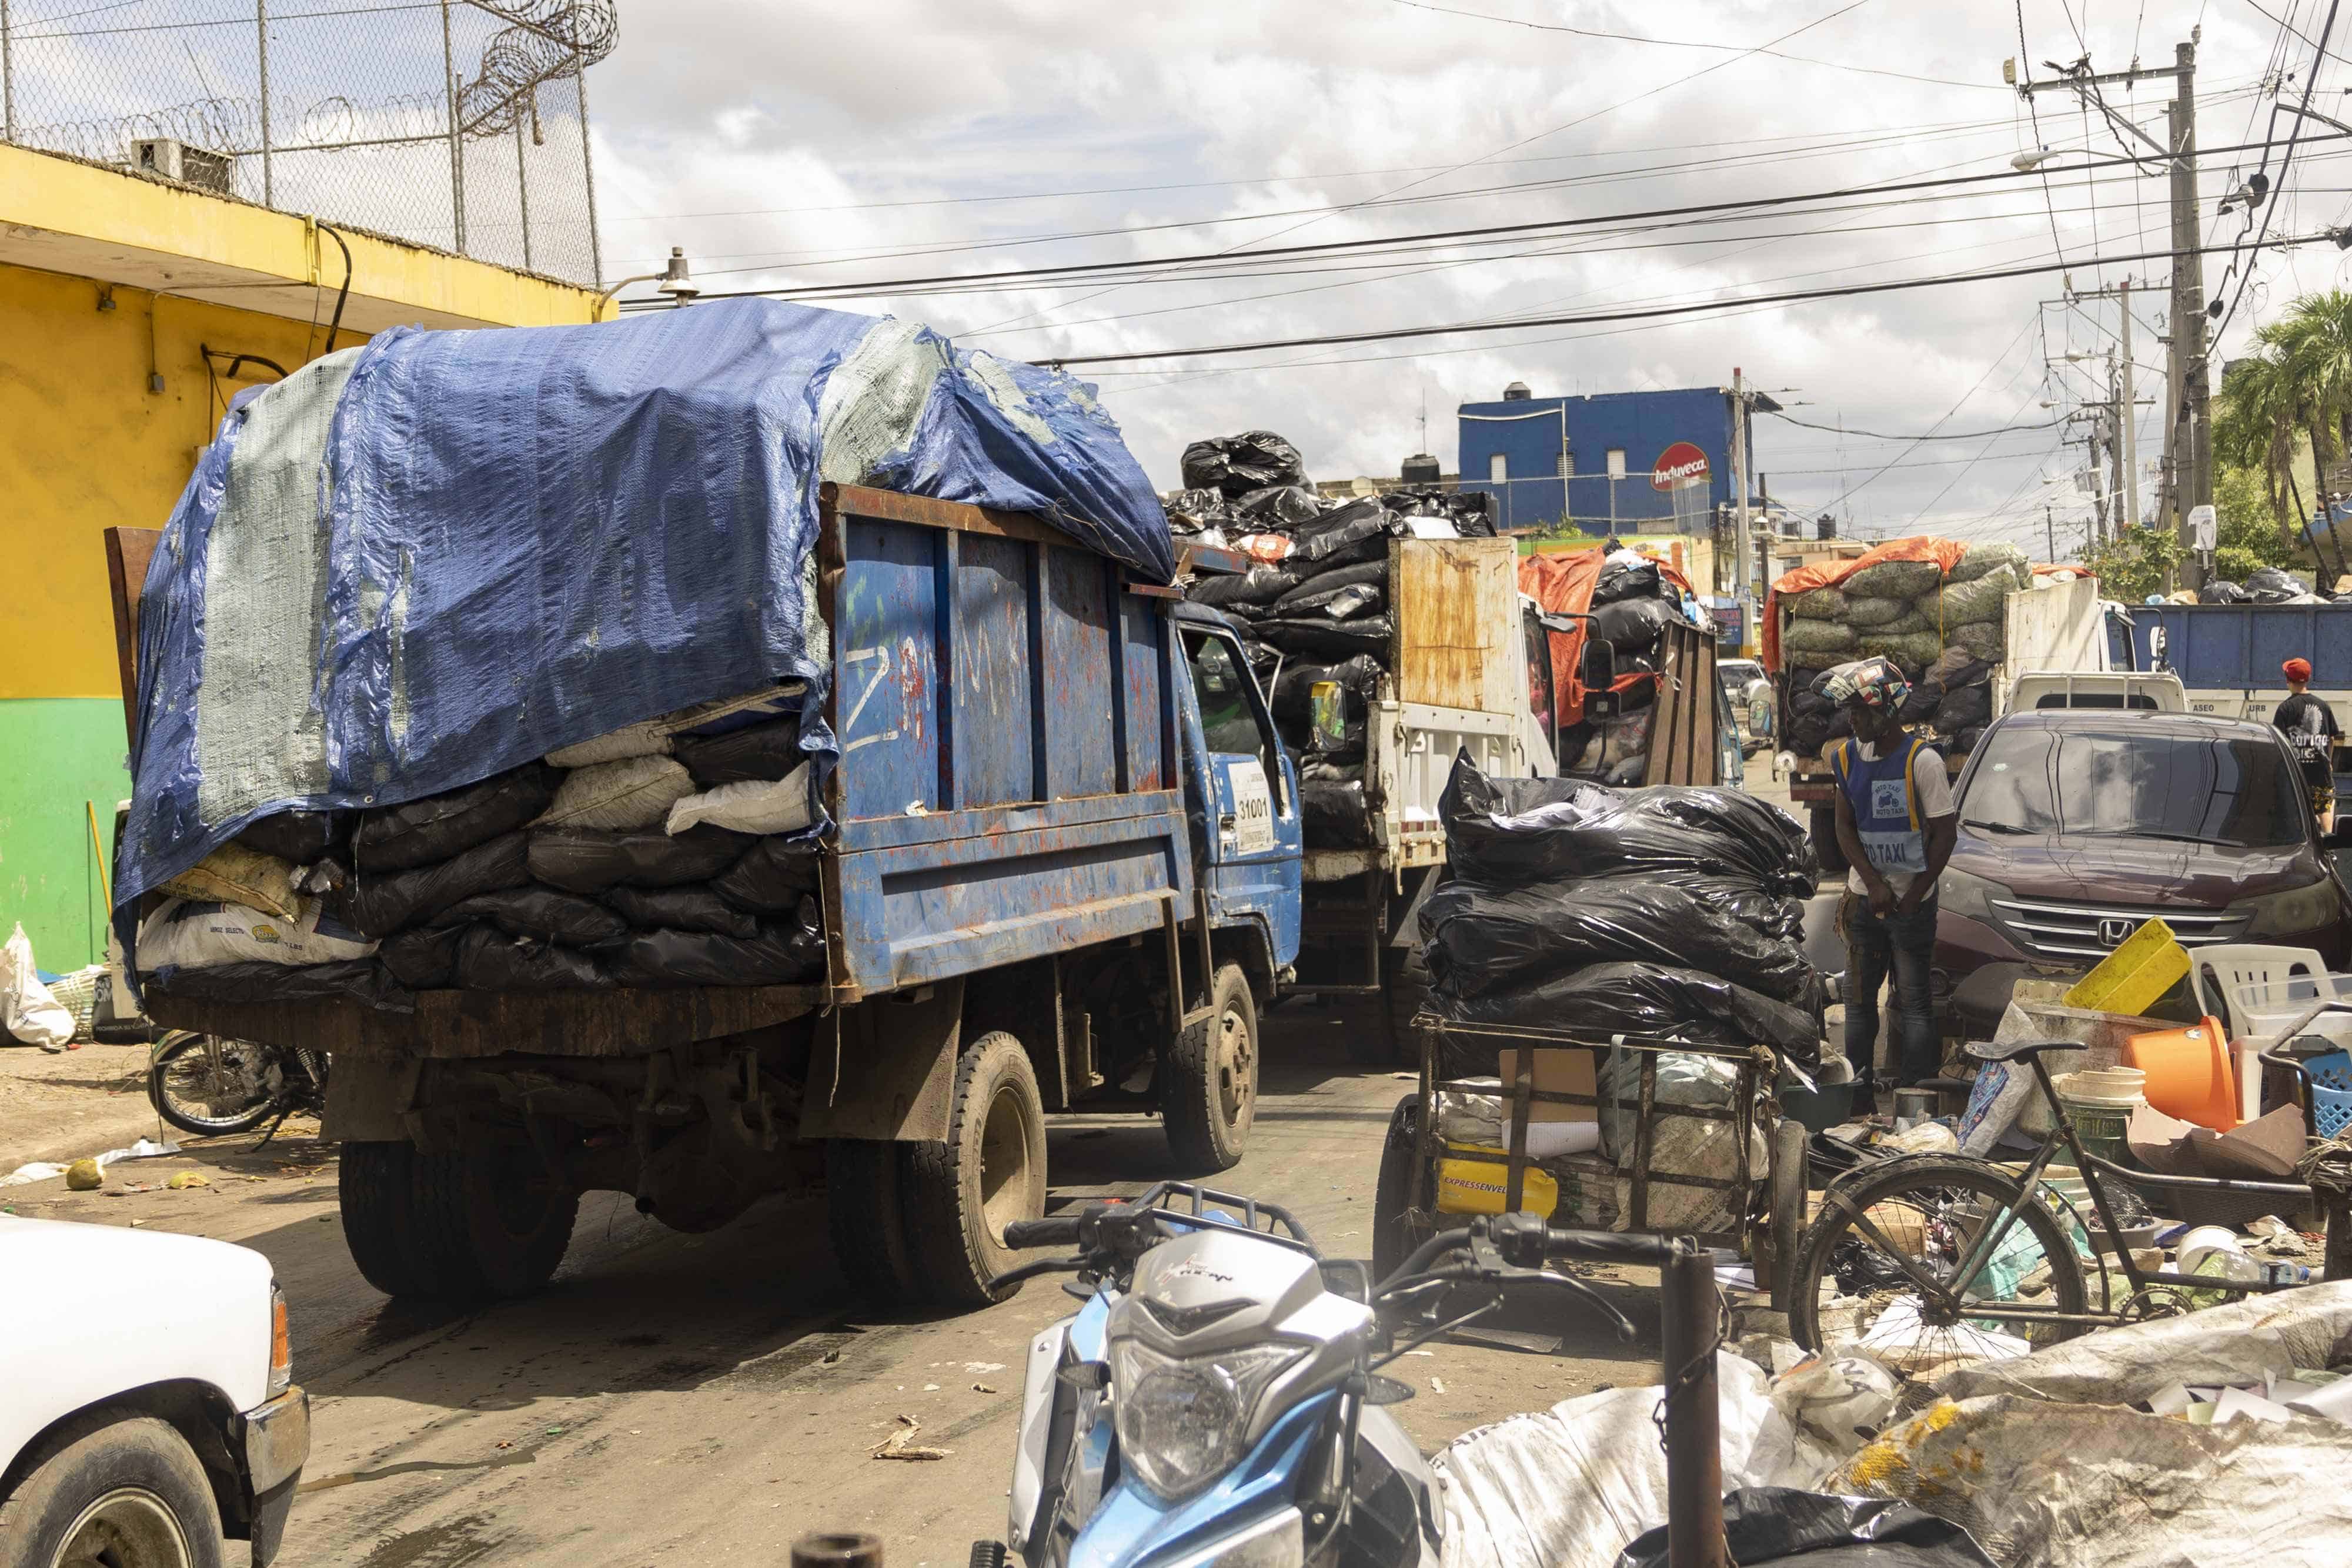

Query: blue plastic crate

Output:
[2313, 1051, 2352, 1141]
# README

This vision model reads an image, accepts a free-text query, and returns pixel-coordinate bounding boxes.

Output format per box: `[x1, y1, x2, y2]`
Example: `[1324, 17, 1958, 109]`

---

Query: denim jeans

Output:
[1840, 888, 1940, 1091]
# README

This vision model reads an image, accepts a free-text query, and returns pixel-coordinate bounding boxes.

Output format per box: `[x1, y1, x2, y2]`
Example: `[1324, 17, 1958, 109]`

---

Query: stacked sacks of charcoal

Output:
[1778, 540, 2030, 759]
[1552, 548, 1708, 785]
[137, 692, 828, 1008]
[1415, 753, 1823, 1230]
[1177, 432, 1512, 841]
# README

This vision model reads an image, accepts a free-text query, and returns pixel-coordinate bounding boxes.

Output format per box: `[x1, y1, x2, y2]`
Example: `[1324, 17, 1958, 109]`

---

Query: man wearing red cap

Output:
[2274, 657, 2341, 824]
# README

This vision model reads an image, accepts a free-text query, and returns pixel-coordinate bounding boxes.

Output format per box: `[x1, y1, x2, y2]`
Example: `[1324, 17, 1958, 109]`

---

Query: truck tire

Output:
[339, 1138, 575, 1302]
[1371, 1094, 1425, 1283]
[0, 1409, 226, 1568]
[1809, 804, 1848, 878]
[1374, 943, 1433, 1069]
[902, 1031, 1048, 1309]
[826, 1138, 920, 1309]
[1162, 964, 1258, 1173]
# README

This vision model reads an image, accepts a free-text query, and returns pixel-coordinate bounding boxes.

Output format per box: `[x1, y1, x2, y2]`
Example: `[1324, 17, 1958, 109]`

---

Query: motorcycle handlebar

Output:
[1004, 1215, 1084, 1249]
[1545, 1229, 1678, 1265]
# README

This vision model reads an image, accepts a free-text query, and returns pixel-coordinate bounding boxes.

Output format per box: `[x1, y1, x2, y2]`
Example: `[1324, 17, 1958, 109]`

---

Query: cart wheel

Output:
[1372, 1095, 1425, 1282]
[1766, 1118, 1810, 1313]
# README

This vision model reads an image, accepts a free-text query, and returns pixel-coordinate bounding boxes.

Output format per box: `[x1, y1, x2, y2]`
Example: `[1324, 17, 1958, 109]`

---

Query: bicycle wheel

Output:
[148, 1035, 281, 1136]
[1786, 1155, 2090, 1389]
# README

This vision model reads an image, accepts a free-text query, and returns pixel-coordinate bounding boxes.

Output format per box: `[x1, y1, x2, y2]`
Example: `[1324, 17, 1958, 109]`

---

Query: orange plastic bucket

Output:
[2123, 1018, 2239, 1132]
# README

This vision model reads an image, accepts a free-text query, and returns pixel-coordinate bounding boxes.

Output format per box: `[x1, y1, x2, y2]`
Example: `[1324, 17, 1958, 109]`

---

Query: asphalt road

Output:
[3, 999, 1682, 1568]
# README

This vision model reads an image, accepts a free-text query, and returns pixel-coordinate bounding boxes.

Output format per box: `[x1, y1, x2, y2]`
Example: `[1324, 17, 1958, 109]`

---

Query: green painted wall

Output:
[0, 698, 130, 971]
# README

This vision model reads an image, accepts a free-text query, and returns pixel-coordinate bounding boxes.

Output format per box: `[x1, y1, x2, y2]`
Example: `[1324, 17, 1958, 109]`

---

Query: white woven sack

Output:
[138, 897, 378, 969]
[546, 722, 674, 769]
[666, 762, 815, 837]
[536, 755, 696, 832]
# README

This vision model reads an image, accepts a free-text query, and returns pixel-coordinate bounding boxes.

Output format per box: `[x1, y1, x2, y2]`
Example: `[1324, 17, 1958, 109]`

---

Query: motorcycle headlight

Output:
[1110, 1340, 1305, 1503]
[2237, 875, 2345, 937]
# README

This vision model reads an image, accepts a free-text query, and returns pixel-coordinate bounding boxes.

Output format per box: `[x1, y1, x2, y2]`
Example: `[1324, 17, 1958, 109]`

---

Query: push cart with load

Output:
[105, 303, 1306, 1313]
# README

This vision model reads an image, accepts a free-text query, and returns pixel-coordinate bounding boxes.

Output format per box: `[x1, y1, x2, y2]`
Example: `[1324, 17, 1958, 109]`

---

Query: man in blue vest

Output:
[1823, 657, 1958, 1101]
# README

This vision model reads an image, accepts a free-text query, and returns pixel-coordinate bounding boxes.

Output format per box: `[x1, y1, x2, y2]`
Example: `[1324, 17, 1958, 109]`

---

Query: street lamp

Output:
[593, 247, 700, 315]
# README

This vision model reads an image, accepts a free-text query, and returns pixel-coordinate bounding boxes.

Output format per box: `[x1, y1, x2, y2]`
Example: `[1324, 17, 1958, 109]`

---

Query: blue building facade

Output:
[1456, 384, 1774, 535]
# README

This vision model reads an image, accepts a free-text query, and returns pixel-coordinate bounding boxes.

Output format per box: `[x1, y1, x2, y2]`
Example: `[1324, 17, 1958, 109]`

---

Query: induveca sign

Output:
[1650, 442, 1710, 492]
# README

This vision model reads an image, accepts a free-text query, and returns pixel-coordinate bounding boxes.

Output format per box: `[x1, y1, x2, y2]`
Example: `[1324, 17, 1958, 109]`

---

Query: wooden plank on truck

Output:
[1391, 537, 1519, 714]
[105, 526, 163, 749]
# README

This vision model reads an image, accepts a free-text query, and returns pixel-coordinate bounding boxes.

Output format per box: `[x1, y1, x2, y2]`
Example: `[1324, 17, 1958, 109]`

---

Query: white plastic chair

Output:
[2187, 944, 2332, 1121]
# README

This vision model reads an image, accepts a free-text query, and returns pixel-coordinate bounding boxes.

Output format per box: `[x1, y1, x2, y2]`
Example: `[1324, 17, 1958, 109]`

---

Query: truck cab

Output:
[1173, 603, 1303, 978]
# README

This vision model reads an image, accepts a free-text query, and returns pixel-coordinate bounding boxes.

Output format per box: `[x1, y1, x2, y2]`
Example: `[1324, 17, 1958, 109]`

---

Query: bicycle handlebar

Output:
[1545, 1229, 1678, 1265]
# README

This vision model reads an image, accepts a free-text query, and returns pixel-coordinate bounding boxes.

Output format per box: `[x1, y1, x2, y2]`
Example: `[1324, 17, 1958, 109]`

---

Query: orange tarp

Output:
[1760, 536, 1965, 674]
[1518, 547, 1698, 727]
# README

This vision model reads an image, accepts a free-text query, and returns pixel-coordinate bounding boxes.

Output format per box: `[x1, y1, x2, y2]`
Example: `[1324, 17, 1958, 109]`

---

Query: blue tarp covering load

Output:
[117, 300, 1172, 948]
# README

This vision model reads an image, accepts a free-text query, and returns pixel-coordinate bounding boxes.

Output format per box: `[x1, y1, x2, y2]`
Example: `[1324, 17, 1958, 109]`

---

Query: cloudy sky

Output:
[583, 1, 2352, 554]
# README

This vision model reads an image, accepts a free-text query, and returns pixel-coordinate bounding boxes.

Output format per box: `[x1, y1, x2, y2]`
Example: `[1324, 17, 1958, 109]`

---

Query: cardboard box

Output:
[1493, 1048, 1599, 1124]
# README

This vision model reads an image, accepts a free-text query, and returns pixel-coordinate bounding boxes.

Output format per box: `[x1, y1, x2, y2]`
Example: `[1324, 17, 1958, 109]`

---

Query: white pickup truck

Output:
[0, 1217, 308, 1567]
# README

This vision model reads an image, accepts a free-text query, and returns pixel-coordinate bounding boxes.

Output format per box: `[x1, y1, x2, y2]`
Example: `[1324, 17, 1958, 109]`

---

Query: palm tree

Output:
[2214, 331, 2312, 553]
[2284, 290, 2352, 470]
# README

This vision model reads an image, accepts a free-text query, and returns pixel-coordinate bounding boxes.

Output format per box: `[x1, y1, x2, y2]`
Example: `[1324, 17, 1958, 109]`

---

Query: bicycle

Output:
[1783, 1017, 2344, 1390]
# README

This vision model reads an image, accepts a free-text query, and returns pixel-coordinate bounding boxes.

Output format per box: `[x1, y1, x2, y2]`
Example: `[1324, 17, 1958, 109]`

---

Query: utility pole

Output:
[2169, 39, 2211, 586]
[2118, 277, 2138, 533]
[2016, 39, 2201, 577]
[2046, 503, 2057, 561]
[1732, 367, 1752, 654]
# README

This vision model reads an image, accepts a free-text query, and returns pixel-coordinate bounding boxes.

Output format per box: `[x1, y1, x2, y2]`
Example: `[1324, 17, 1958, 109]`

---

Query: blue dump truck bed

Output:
[2132, 601, 2352, 711]
[820, 483, 1192, 998]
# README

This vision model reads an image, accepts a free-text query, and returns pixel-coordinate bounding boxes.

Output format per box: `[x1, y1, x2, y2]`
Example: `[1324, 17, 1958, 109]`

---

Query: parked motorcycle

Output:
[980, 1182, 1673, 1568]
[147, 1031, 328, 1138]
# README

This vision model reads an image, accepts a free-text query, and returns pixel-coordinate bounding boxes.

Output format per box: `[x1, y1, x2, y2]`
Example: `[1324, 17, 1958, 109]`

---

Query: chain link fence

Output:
[0, 1, 611, 286]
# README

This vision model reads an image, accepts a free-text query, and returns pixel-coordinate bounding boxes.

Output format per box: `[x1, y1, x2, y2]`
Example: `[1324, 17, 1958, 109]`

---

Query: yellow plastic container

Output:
[2062, 917, 2188, 1017]
[1435, 1142, 1559, 1217]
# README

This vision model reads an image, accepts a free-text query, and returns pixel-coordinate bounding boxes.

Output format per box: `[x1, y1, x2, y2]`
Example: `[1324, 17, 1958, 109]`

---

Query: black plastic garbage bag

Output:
[604, 900, 827, 987]
[1290, 499, 1395, 564]
[432, 884, 629, 948]
[711, 834, 823, 911]
[1254, 615, 1394, 659]
[1190, 565, 1303, 608]
[1438, 753, 1816, 894]
[1165, 487, 1234, 527]
[1592, 558, 1663, 606]
[1231, 484, 1324, 528]
[1419, 876, 1821, 1007]
[1895, 677, 1944, 727]
[345, 831, 532, 938]
[380, 924, 469, 989]
[675, 717, 803, 788]
[453, 925, 611, 991]
[2245, 564, 2304, 604]
[528, 825, 751, 892]
[1932, 682, 1991, 733]
[1301, 780, 1374, 847]
[352, 763, 558, 874]
[1615, 1487, 1996, 1568]
[604, 885, 762, 938]
[1281, 581, 1384, 621]
[1434, 961, 1820, 1064]
[236, 810, 353, 865]
[1269, 653, 1383, 724]
[152, 958, 413, 1012]
[1272, 559, 1385, 607]
[1182, 430, 1308, 497]
[2200, 579, 2249, 605]
[1592, 595, 1677, 652]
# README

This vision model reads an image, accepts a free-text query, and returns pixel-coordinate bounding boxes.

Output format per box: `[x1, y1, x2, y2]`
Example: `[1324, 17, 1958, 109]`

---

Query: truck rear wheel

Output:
[339, 1138, 576, 1302]
[1374, 943, 1433, 1069]
[826, 1138, 920, 1309]
[902, 1031, 1048, 1309]
[1163, 964, 1258, 1172]
[1809, 804, 1848, 878]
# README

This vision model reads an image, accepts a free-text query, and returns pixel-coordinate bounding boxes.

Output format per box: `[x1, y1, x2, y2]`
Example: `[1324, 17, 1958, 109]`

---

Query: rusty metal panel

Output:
[951, 531, 1038, 810]
[1043, 550, 1118, 800]
[1120, 595, 1168, 791]
[799, 977, 963, 1142]
[1393, 538, 1519, 714]
[834, 517, 943, 821]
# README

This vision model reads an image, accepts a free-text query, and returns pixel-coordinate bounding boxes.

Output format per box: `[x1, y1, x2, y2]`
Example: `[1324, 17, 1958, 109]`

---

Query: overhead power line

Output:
[1033, 232, 2325, 367]
[632, 131, 2347, 309]
[1763, 410, 2060, 439]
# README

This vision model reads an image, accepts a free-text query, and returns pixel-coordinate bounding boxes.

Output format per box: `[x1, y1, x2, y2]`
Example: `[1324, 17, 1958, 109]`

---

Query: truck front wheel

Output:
[1164, 964, 1258, 1172]
[901, 1031, 1048, 1309]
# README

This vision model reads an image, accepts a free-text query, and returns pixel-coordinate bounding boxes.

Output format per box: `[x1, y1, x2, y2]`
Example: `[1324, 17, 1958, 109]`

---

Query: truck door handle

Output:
[1218, 814, 1237, 833]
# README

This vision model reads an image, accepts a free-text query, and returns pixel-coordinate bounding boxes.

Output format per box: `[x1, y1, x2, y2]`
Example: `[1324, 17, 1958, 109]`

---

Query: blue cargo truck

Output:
[2129, 601, 2352, 719]
[113, 482, 1302, 1310]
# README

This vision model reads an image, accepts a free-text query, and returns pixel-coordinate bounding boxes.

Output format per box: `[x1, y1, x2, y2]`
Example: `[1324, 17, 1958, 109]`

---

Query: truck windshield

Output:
[1960, 726, 2305, 847]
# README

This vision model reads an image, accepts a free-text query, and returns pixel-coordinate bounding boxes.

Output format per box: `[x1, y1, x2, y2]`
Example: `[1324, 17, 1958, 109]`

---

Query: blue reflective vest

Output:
[1830, 734, 1936, 881]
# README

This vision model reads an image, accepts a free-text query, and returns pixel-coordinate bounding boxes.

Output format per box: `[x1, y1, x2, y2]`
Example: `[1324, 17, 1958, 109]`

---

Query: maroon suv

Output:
[1935, 708, 2352, 1038]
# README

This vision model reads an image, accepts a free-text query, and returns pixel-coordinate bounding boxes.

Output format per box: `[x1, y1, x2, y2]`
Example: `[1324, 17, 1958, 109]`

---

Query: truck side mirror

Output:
[1581, 638, 1621, 720]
